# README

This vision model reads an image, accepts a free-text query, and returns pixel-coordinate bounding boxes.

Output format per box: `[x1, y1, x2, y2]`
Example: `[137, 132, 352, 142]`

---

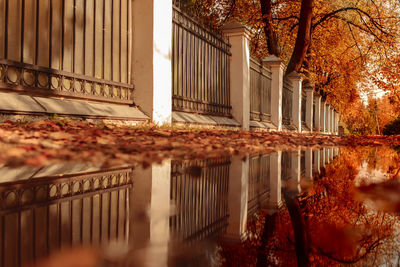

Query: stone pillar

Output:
[269, 151, 282, 207]
[326, 105, 331, 134]
[222, 21, 251, 130]
[132, 0, 173, 124]
[304, 84, 314, 132]
[325, 148, 330, 164]
[305, 148, 313, 180]
[224, 156, 249, 243]
[321, 148, 326, 167]
[313, 149, 320, 174]
[130, 161, 171, 266]
[330, 109, 334, 135]
[263, 56, 285, 131]
[336, 112, 340, 134]
[314, 95, 321, 132]
[291, 150, 301, 194]
[287, 72, 302, 132]
[320, 101, 326, 133]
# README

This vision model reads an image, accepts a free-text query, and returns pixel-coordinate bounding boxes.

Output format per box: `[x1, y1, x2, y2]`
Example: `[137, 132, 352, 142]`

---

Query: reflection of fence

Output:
[0, 167, 133, 267]
[170, 158, 230, 242]
[248, 155, 270, 217]
[282, 79, 293, 125]
[300, 151, 306, 176]
[281, 152, 292, 180]
[172, 3, 231, 117]
[0, 0, 133, 104]
[250, 57, 272, 122]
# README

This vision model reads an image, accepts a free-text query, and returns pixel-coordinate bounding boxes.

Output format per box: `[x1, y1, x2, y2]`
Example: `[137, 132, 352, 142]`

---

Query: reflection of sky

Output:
[354, 161, 390, 186]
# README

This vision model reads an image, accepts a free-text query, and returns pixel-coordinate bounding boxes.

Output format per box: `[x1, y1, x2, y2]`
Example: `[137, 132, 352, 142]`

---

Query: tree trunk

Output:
[283, 190, 310, 267]
[260, 0, 281, 56]
[256, 212, 278, 267]
[286, 0, 314, 75]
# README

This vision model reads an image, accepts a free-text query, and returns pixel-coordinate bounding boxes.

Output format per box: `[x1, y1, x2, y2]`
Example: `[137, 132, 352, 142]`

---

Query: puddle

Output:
[1, 147, 399, 266]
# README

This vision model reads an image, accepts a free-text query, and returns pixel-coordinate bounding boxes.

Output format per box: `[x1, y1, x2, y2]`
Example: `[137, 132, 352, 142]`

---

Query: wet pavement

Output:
[1, 146, 400, 266]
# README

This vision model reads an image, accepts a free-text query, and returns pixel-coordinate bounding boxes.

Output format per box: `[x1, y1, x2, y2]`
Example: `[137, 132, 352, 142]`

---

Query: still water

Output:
[0, 147, 399, 267]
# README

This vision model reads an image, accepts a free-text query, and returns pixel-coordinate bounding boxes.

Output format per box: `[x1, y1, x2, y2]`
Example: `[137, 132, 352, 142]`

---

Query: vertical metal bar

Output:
[70, 199, 73, 244]
[20, 0, 24, 62]
[34, 0, 39, 65]
[17, 212, 21, 267]
[118, 0, 122, 82]
[102, 0, 105, 79]
[1, 215, 4, 267]
[116, 189, 120, 239]
[90, 195, 93, 243]
[92, 0, 96, 77]
[126, 0, 129, 83]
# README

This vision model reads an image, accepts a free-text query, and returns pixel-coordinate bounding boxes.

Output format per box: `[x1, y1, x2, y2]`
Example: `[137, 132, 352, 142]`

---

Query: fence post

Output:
[326, 105, 331, 134]
[132, 0, 173, 124]
[320, 101, 327, 133]
[130, 161, 171, 264]
[224, 156, 249, 242]
[304, 82, 314, 132]
[263, 56, 285, 131]
[222, 21, 251, 130]
[287, 72, 302, 132]
[269, 151, 282, 207]
[335, 111, 340, 135]
[290, 150, 301, 194]
[314, 95, 322, 132]
[305, 148, 313, 180]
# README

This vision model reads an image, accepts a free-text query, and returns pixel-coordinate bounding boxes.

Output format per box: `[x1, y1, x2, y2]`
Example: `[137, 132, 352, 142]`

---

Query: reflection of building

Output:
[0, 166, 133, 267]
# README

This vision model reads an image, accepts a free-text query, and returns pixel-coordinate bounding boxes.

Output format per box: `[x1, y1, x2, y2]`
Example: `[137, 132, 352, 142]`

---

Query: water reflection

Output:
[3, 147, 391, 267]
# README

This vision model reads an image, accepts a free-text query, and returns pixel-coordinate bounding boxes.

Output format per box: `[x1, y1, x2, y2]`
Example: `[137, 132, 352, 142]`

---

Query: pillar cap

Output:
[262, 55, 285, 69]
[286, 71, 302, 81]
[302, 80, 314, 92]
[222, 19, 252, 39]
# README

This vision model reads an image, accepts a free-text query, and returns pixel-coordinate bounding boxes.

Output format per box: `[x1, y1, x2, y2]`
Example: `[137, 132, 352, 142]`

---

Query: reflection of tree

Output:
[220, 147, 399, 266]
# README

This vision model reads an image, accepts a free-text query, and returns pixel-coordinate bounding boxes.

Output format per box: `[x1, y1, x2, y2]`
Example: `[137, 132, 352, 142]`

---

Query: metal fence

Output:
[248, 155, 270, 217]
[282, 78, 293, 125]
[0, 167, 133, 267]
[301, 91, 307, 125]
[281, 152, 292, 181]
[250, 57, 272, 122]
[170, 158, 230, 243]
[313, 100, 316, 130]
[300, 151, 306, 176]
[172, 3, 232, 117]
[0, 0, 133, 104]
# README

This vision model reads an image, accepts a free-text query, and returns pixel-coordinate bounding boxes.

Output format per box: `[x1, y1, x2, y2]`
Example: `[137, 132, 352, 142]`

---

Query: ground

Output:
[0, 119, 398, 169]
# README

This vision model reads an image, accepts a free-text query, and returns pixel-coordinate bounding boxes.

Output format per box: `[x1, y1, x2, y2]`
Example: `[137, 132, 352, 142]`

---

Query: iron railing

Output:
[282, 78, 293, 125]
[170, 158, 230, 243]
[281, 152, 292, 181]
[313, 100, 317, 130]
[172, 4, 232, 117]
[300, 151, 306, 176]
[250, 57, 272, 122]
[301, 91, 307, 125]
[0, 0, 133, 104]
[248, 155, 271, 217]
[0, 167, 133, 267]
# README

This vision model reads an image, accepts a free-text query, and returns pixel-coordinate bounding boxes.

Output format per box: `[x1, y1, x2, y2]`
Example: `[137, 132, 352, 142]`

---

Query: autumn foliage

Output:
[182, 0, 400, 135]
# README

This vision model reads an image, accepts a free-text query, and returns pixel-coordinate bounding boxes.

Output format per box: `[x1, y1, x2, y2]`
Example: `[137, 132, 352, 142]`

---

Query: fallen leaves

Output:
[0, 119, 397, 168]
